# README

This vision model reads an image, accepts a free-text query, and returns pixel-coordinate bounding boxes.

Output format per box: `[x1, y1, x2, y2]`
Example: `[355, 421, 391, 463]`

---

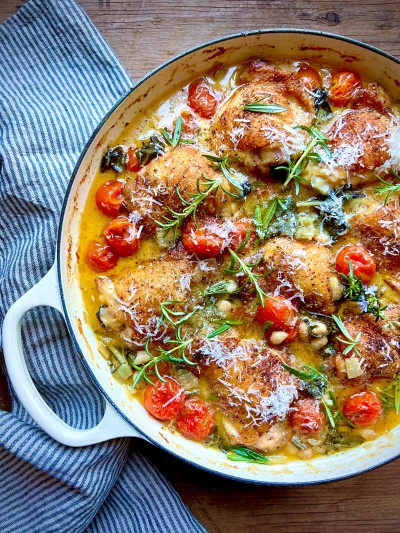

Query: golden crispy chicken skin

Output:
[210, 61, 314, 175]
[352, 200, 400, 271]
[261, 237, 340, 314]
[124, 145, 228, 234]
[335, 305, 400, 380]
[95, 254, 204, 345]
[197, 337, 298, 449]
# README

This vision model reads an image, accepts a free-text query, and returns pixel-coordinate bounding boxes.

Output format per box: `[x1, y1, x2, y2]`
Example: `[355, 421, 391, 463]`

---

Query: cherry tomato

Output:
[336, 245, 376, 283]
[342, 391, 382, 427]
[257, 296, 299, 343]
[125, 147, 141, 172]
[187, 78, 219, 119]
[144, 377, 185, 421]
[289, 399, 325, 434]
[329, 70, 362, 107]
[86, 241, 118, 272]
[176, 398, 215, 440]
[297, 64, 322, 91]
[95, 180, 125, 217]
[103, 217, 141, 257]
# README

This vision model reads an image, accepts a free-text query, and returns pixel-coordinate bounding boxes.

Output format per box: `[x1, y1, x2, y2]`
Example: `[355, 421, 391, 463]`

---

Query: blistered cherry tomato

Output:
[103, 217, 141, 257]
[126, 147, 141, 172]
[95, 180, 125, 217]
[342, 391, 382, 427]
[336, 245, 376, 283]
[86, 241, 118, 272]
[297, 64, 322, 91]
[188, 78, 219, 119]
[329, 70, 362, 107]
[289, 399, 325, 434]
[257, 296, 299, 343]
[144, 377, 185, 421]
[176, 398, 215, 440]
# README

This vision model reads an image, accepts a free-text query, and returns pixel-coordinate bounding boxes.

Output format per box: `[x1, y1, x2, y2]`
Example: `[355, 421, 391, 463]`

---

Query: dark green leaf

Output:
[227, 446, 270, 464]
[101, 145, 127, 173]
[136, 136, 165, 166]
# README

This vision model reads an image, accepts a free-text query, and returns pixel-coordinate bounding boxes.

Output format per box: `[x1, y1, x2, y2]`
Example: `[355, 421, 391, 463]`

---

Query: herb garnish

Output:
[375, 169, 400, 205]
[322, 391, 355, 428]
[282, 363, 327, 398]
[276, 125, 332, 195]
[101, 145, 127, 173]
[313, 87, 332, 121]
[331, 314, 361, 356]
[378, 374, 400, 413]
[131, 326, 196, 387]
[136, 135, 165, 166]
[253, 196, 297, 240]
[243, 96, 287, 114]
[225, 231, 270, 306]
[207, 319, 244, 339]
[202, 153, 250, 197]
[159, 300, 199, 327]
[161, 116, 195, 148]
[202, 280, 238, 297]
[226, 446, 270, 464]
[156, 173, 241, 239]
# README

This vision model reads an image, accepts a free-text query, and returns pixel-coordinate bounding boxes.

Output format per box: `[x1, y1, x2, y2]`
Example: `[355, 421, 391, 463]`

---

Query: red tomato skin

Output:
[342, 391, 382, 427]
[144, 378, 185, 421]
[329, 70, 362, 107]
[297, 64, 322, 91]
[125, 147, 141, 172]
[176, 398, 215, 440]
[182, 218, 253, 258]
[187, 78, 219, 119]
[95, 180, 125, 217]
[335, 245, 376, 283]
[257, 296, 299, 343]
[103, 217, 141, 257]
[289, 399, 325, 434]
[86, 241, 118, 272]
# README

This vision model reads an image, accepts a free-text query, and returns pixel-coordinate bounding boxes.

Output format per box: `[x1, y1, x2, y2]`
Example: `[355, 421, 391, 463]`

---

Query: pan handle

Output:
[2, 264, 145, 446]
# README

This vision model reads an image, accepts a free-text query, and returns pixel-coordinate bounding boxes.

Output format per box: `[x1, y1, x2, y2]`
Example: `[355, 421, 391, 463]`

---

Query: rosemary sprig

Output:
[202, 280, 238, 297]
[375, 169, 400, 205]
[243, 96, 287, 114]
[159, 300, 198, 327]
[131, 325, 196, 387]
[156, 174, 233, 239]
[322, 391, 355, 428]
[161, 116, 194, 148]
[202, 153, 247, 197]
[207, 319, 244, 339]
[276, 125, 331, 195]
[226, 446, 270, 464]
[339, 261, 387, 321]
[331, 314, 361, 357]
[225, 232, 270, 306]
[378, 374, 400, 413]
[253, 197, 287, 240]
[282, 363, 327, 398]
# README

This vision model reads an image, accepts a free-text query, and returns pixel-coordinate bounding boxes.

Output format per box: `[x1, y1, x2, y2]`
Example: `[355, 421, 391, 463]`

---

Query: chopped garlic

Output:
[270, 331, 289, 345]
[345, 357, 364, 379]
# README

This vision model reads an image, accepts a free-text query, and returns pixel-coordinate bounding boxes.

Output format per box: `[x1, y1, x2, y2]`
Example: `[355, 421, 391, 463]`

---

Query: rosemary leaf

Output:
[226, 446, 270, 464]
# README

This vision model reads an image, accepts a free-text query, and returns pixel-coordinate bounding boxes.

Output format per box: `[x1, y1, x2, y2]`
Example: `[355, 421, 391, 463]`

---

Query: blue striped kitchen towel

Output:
[0, 1, 206, 532]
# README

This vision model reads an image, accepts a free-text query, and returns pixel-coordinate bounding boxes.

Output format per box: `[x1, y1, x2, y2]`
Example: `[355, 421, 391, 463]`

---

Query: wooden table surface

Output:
[1, 1, 400, 531]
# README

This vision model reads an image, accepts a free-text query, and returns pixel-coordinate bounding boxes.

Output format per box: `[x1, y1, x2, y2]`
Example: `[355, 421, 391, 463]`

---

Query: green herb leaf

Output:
[136, 136, 165, 166]
[375, 169, 400, 205]
[202, 153, 250, 198]
[313, 87, 332, 120]
[161, 116, 194, 148]
[331, 314, 361, 357]
[243, 97, 287, 114]
[253, 196, 297, 240]
[101, 145, 127, 173]
[202, 280, 238, 297]
[226, 446, 270, 464]
[207, 319, 244, 339]
[378, 373, 400, 413]
[282, 363, 327, 398]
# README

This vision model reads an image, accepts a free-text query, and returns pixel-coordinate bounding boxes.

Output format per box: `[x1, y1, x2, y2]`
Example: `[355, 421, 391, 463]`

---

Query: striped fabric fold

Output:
[0, 1, 206, 531]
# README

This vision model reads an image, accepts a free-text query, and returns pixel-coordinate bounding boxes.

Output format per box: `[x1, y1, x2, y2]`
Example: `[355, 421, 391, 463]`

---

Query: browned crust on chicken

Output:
[196, 336, 298, 445]
[352, 200, 400, 270]
[335, 304, 400, 379]
[124, 145, 227, 234]
[261, 237, 337, 314]
[351, 83, 393, 117]
[210, 61, 314, 175]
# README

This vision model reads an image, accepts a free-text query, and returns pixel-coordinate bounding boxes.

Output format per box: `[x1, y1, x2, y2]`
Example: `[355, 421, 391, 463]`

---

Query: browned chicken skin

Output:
[335, 304, 400, 380]
[124, 145, 228, 234]
[197, 336, 298, 449]
[210, 61, 314, 175]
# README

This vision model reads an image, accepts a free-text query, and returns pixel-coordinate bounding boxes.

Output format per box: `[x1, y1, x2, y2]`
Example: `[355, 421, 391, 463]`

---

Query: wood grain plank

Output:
[1, 1, 400, 532]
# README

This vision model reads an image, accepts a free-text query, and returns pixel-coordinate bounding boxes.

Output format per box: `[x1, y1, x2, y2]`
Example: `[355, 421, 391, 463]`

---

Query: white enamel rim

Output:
[3, 29, 400, 485]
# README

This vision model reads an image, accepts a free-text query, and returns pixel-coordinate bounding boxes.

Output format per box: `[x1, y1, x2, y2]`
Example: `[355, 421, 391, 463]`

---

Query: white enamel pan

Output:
[3, 30, 400, 485]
